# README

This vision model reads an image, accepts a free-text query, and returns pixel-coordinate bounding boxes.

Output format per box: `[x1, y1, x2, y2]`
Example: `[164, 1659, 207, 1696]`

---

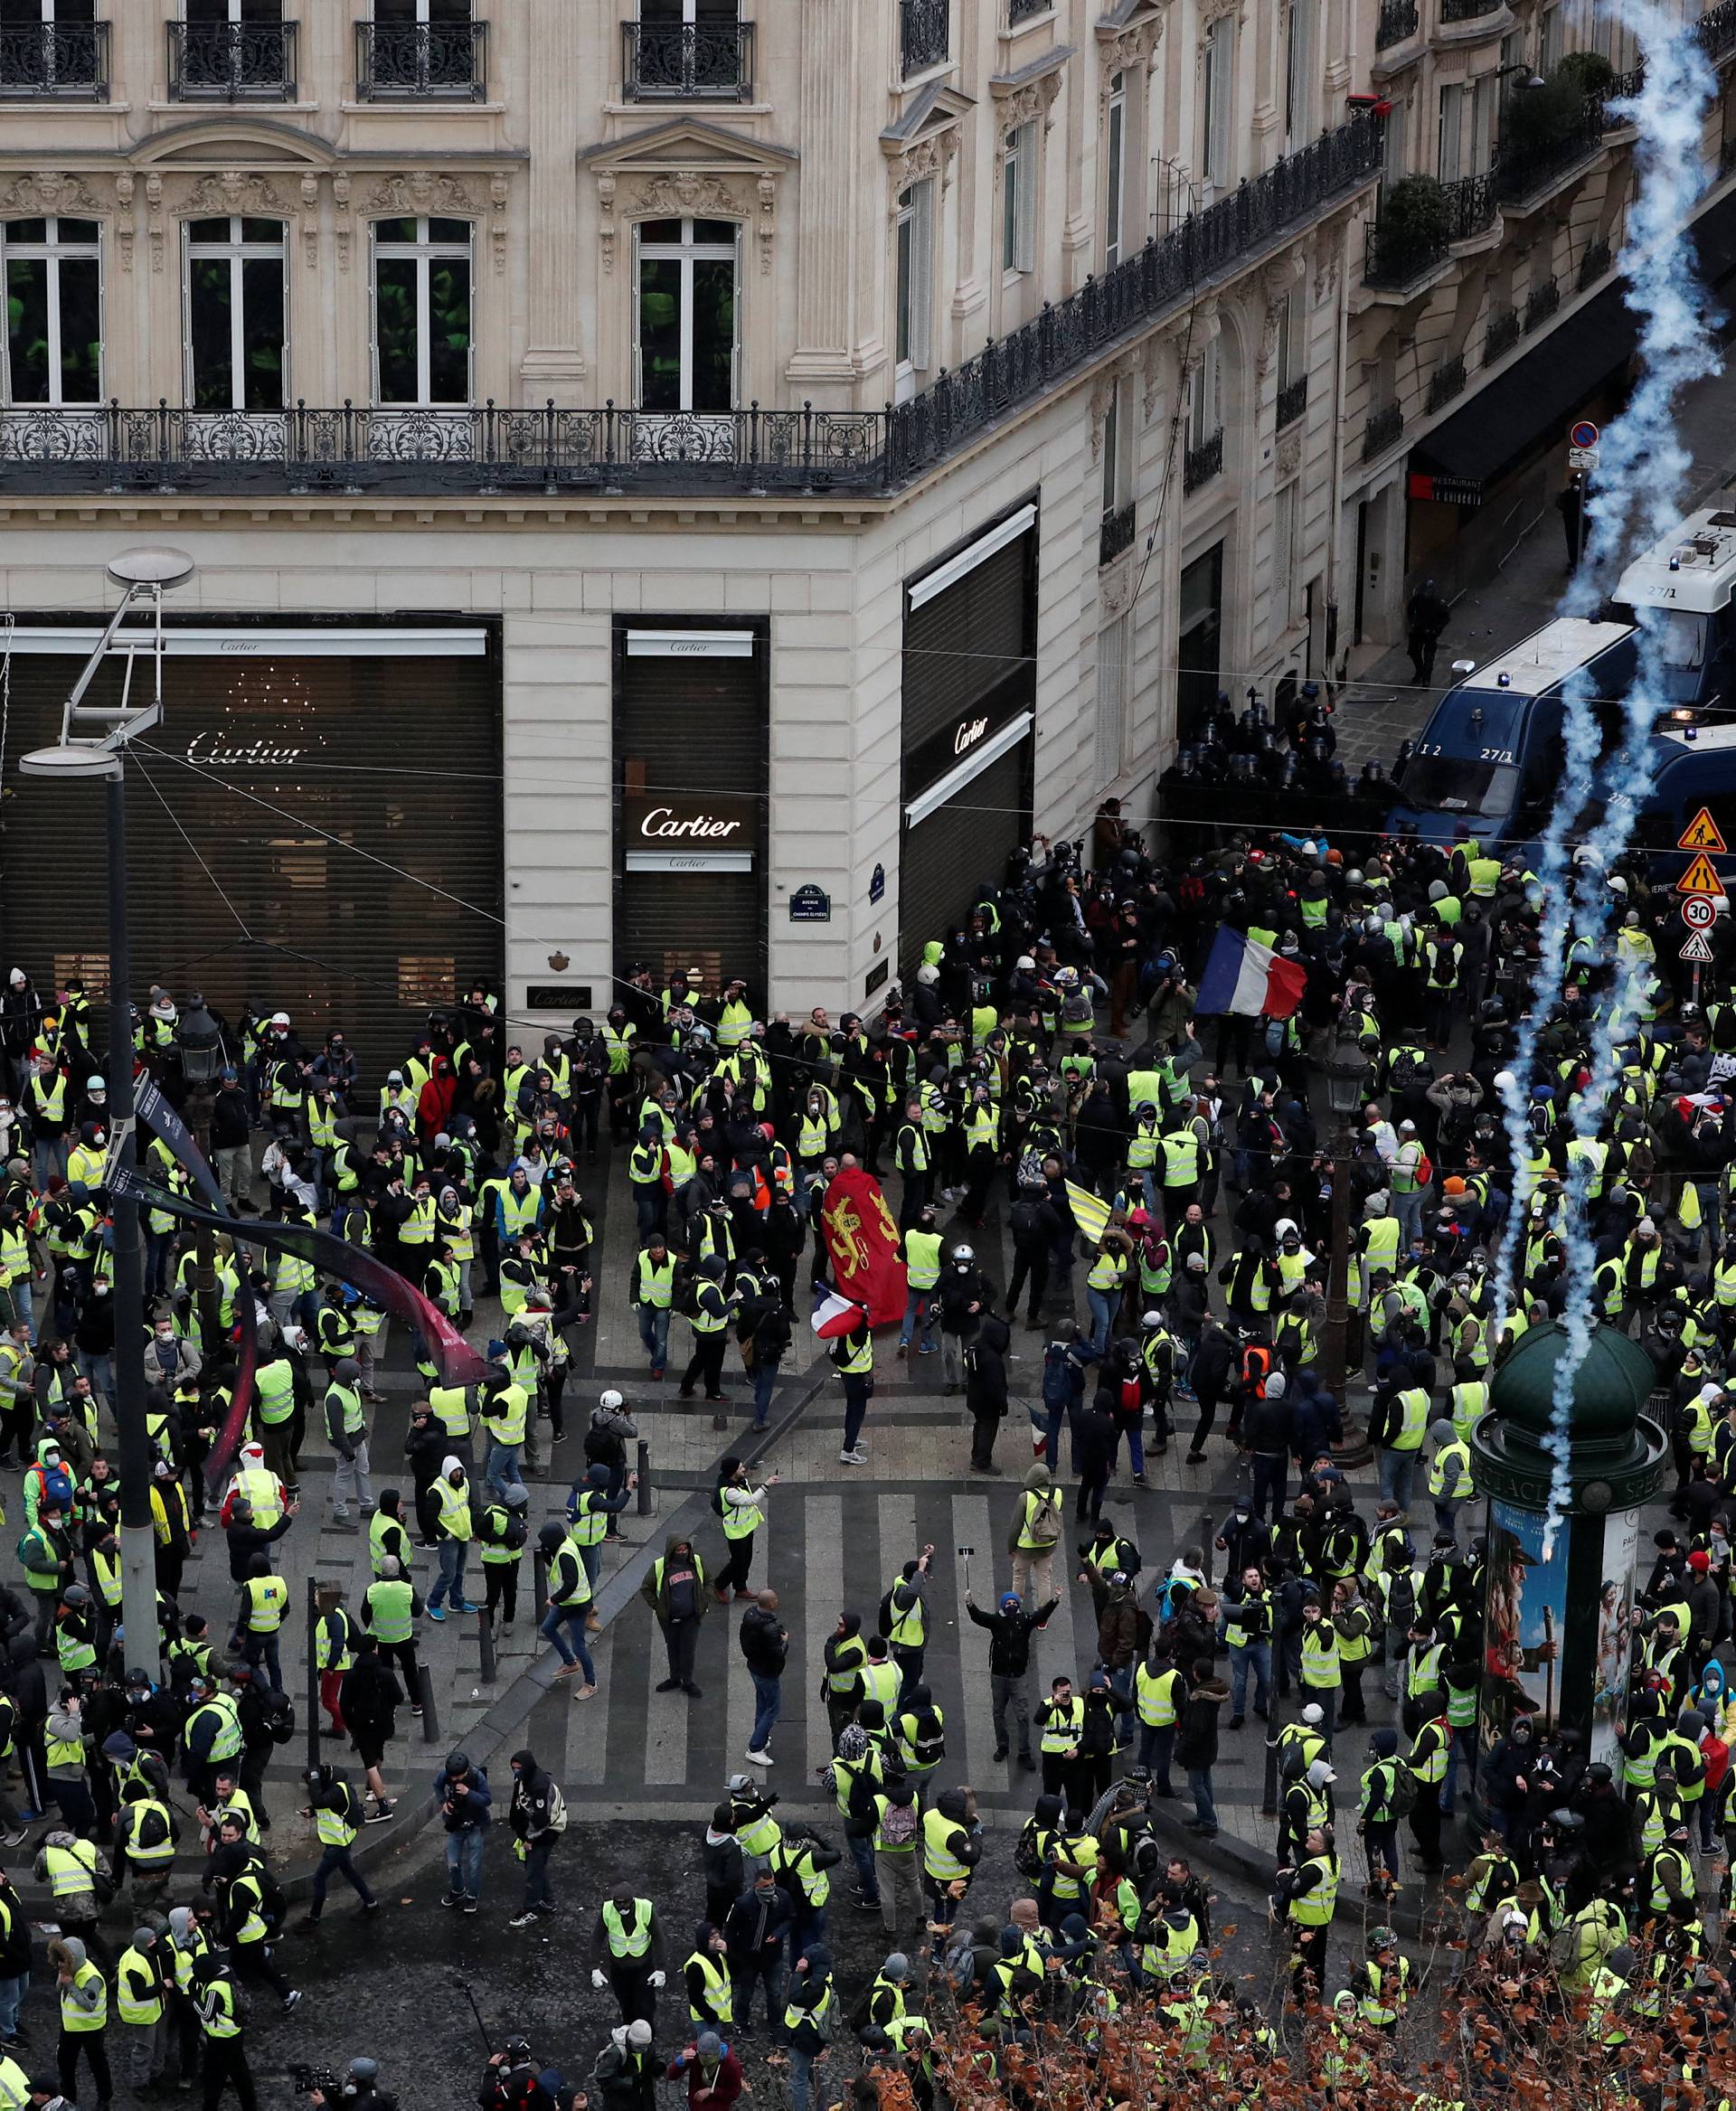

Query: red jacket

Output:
[665, 2051, 744, 2111]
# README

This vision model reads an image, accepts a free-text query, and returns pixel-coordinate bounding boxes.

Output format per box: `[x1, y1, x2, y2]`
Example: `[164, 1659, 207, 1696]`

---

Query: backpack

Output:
[1017, 1148, 1047, 1190]
[545, 1779, 570, 1833]
[1387, 1763, 1420, 1818]
[1010, 1196, 1042, 1244]
[877, 1798, 919, 1850]
[501, 1512, 528, 1552]
[42, 1468, 72, 1510]
[253, 1866, 288, 1930]
[673, 1265, 700, 1320]
[1013, 1816, 1045, 1880]
[1413, 1148, 1434, 1188]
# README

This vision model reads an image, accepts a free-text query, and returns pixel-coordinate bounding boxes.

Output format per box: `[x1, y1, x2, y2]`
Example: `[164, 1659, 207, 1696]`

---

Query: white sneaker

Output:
[839, 1447, 868, 1465]
[745, 1748, 772, 1767]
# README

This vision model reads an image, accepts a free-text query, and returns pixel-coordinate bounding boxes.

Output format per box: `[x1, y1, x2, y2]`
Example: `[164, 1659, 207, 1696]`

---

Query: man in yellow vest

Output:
[230, 1554, 289, 1693]
[629, 1232, 675, 1381]
[50, 1933, 110, 2104]
[115, 1923, 168, 2093]
[1427, 1418, 1474, 1539]
[324, 1357, 372, 1530]
[1280, 1825, 1338, 2002]
[427, 1456, 478, 1621]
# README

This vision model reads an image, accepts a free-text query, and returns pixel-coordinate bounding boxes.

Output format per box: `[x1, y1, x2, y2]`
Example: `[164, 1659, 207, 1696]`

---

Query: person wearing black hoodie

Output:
[784, 1943, 836, 2111]
[966, 1315, 1010, 1475]
[506, 1748, 564, 1927]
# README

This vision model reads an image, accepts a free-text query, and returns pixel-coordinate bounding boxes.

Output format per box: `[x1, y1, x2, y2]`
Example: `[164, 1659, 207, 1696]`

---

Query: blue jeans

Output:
[80, 1351, 113, 1411]
[539, 1606, 596, 1682]
[1116, 1421, 1146, 1477]
[430, 1539, 469, 1611]
[1137, 1722, 1175, 1789]
[752, 1358, 779, 1428]
[786, 2045, 816, 2111]
[1229, 1639, 1271, 1717]
[445, 1826, 485, 1900]
[1379, 1448, 1419, 1513]
[0, 1969, 26, 2038]
[1086, 1286, 1118, 1355]
[241, 1631, 282, 1693]
[637, 1305, 670, 1369]
[901, 1288, 935, 1349]
[486, 1440, 523, 1497]
[750, 1670, 782, 1753]
[845, 1831, 878, 1902]
[1187, 1766, 1217, 1830]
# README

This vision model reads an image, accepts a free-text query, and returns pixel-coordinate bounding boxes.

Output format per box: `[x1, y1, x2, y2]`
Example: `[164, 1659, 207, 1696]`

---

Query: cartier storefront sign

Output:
[622, 791, 760, 872]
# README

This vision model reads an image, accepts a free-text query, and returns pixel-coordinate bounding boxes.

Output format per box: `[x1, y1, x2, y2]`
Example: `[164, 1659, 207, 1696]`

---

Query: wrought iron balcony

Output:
[355, 20, 488, 101]
[0, 19, 108, 99]
[1277, 375, 1308, 429]
[1439, 0, 1502, 20]
[1363, 402, 1403, 460]
[621, 19, 753, 101]
[901, 0, 949, 76]
[1376, 0, 1419, 47]
[1426, 353, 1467, 411]
[167, 20, 297, 101]
[1577, 235, 1611, 289]
[1183, 429, 1223, 494]
[1524, 276, 1561, 330]
[1363, 170, 1497, 288]
[1495, 100, 1606, 205]
[0, 115, 1385, 499]
[1099, 501, 1136, 565]
[1485, 306, 1520, 363]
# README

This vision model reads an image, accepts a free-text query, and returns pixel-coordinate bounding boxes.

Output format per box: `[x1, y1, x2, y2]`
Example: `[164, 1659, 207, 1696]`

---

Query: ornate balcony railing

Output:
[1009, 0, 1050, 21]
[1363, 403, 1404, 460]
[1363, 169, 1497, 287]
[1376, 0, 1420, 46]
[1577, 235, 1612, 289]
[0, 115, 1385, 499]
[167, 20, 297, 100]
[354, 20, 487, 100]
[1524, 276, 1561, 331]
[1485, 306, 1521, 363]
[0, 19, 108, 99]
[1277, 375, 1308, 428]
[1439, 0, 1502, 19]
[1426, 353, 1467, 411]
[901, 0, 949, 76]
[1183, 429, 1223, 494]
[621, 19, 753, 100]
[1495, 100, 1607, 203]
[1099, 502, 1136, 565]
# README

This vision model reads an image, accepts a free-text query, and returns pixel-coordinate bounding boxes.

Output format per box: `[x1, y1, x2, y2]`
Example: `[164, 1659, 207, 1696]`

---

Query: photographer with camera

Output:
[479, 2038, 561, 2111]
[307, 2054, 399, 2111]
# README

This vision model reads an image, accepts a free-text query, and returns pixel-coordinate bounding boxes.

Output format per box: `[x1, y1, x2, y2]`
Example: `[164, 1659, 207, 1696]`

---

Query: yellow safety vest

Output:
[61, 1958, 107, 2033]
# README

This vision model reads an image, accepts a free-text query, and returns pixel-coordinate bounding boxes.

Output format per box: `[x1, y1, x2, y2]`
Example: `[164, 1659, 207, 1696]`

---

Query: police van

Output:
[1382, 616, 1638, 850]
[1610, 506, 1736, 712]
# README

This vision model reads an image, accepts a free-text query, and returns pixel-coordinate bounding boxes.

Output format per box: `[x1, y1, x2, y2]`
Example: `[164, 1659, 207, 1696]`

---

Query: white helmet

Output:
[1141, 1309, 1164, 1329]
[1015, 955, 1035, 972]
[953, 1245, 975, 1264]
[1275, 1218, 1297, 1240]
[599, 1388, 624, 1412]
[1055, 966, 1080, 986]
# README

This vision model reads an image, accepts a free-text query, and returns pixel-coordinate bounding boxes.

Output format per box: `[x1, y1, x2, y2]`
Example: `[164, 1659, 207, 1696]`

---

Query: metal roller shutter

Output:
[614, 622, 769, 996]
[898, 743, 1024, 967]
[902, 539, 1031, 747]
[0, 638, 503, 1079]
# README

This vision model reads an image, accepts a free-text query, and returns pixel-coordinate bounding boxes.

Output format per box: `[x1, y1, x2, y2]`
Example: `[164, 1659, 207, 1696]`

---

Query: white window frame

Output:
[370, 214, 474, 408]
[0, 214, 102, 408]
[1002, 119, 1037, 276]
[1539, 4, 1563, 72]
[373, 0, 472, 17]
[183, 212, 287, 412]
[1284, 0, 1312, 146]
[1187, 336, 1221, 451]
[1277, 287, 1302, 394]
[632, 214, 741, 414]
[1102, 374, 1131, 519]
[1438, 80, 1466, 183]
[894, 178, 933, 401]
[1105, 70, 1127, 269]
[639, 0, 737, 19]
[1203, 16, 1233, 193]
[1470, 72, 1497, 174]
[185, 0, 278, 19]
[1096, 610, 1129, 789]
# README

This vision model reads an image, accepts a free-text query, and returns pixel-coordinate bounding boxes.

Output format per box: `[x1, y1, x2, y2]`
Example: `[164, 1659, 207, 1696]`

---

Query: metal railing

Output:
[0, 19, 108, 98]
[1439, 0, 1502, 19]
[1375, 0, 1420, 46]
[1524, 275, 1561, 329]
[354, 20, 488, 100]
[0, 115, 1385, 498]
[1277, 375, 1308, 428]
[167, 19, 297, 100]
[1363, 168, 1497, 287]
[1495, 100, 1607, 203]
[1577, 235, 1611, 289]
[1485, 306, 1520, 363]
[1009, 0, 1049, 20]
[621, 19, 753, 100]
[1363, 402, 1404, 460]
[1099, 501, 1136, 565]
[1426, 353, 1467, 411]
[901, 0, 949, 75]
[1183, 429, 1223, 494]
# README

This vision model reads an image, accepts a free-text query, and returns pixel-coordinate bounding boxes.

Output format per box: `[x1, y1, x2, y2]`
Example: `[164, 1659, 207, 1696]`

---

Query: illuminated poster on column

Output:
[1591, 1506, 1640, 1770]
[1482, 1498, 1569, 1748]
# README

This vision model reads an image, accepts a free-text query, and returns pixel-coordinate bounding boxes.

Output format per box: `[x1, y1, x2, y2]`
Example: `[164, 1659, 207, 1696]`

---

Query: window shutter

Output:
[910, 180, 933, 370]
[1016, 123, 1038, 272]
[1096, 613, 1128, 788]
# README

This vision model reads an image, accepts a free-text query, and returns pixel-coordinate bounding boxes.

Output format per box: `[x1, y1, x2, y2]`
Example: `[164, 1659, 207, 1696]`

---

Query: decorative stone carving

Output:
[490, 173, 509, 276]
[0, 170, 101, 217]
[1312, 216, 1347, 303]
[146, 173, 165, 275]
[1258, 254, 1305, 375]
[627, 169, 743, 219]
[756, 172, 775, 276]
[1141, 332, 1169, 420]
[115, 172, 134, 273]
[888, 126, 960, 209]
[598, 174, 617, 275]
[185, 170, 287, 218]
[333, 168, 352, 272]
[366, 171, 477, 218]
[1090, 373, 1116, 460]
[300, 174, 319, 268]
[1278, 427, 1303, 480]
[1101, 564, 1135, 616]
[1101, 18, 1161, 79]
[994, 70, 1064, 144]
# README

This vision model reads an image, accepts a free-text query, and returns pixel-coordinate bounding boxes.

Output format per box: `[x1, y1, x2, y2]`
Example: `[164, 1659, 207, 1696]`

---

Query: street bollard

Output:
[533, 1547, 549, 1623]
[477, 1605, 497, 1686]
[418, 1660, 441, 1744]
[637, 1438, 652, 1515]
[305, 1578, 321, 1774]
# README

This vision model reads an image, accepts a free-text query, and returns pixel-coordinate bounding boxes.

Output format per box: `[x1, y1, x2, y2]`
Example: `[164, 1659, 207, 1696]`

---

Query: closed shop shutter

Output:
[0, 639, 503, 1079]
[898, 743, 1023, 967]
[902, 539, 1030, 748]
[615, 625, 768, 996]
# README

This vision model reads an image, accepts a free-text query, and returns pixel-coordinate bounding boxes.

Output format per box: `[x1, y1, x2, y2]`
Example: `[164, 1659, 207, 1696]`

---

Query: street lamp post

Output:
[19, 547, 196, 1675]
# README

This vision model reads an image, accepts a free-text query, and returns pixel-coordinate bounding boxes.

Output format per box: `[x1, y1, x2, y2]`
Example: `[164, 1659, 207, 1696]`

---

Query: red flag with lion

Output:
[819, 1164, 908, 1327]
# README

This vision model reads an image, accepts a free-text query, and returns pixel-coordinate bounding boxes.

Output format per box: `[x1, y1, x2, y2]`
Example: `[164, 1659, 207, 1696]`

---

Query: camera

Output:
[294, 2069, 341, 2097]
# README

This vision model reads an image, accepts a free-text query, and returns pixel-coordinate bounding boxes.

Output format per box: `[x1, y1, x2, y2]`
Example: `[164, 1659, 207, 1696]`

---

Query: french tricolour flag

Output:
[1197, 926, 1309, 1022]
[810, 1286, 866, 1339]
